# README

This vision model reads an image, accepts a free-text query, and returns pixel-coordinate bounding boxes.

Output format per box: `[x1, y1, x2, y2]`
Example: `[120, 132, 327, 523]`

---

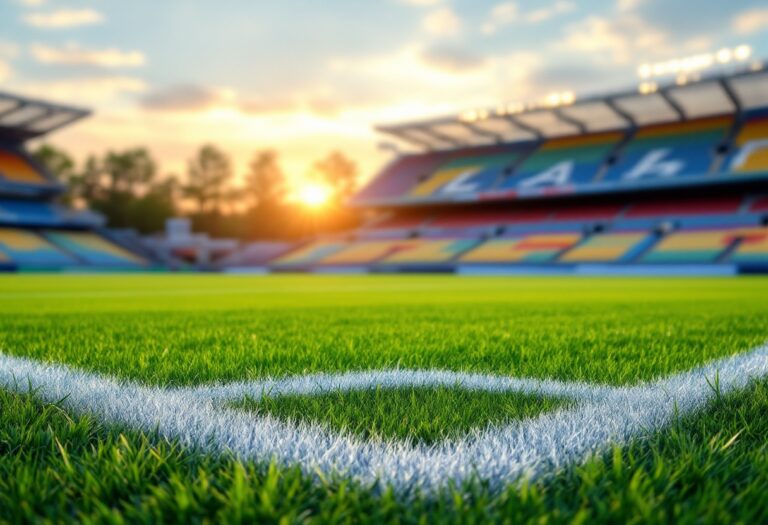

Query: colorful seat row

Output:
[272, 226, 768, 268]
[355, 110, 768, 204]
[0, 227, 147, 268]
[0, 147, 52, 186]
[365, 194, 756, 233]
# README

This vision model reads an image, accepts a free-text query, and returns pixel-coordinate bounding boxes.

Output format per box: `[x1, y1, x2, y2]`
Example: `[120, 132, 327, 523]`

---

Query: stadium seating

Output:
[560, 232, 650, 263]
[624, 196, 743, 218]
[407, 149, 525, 199]
[217, 242, 294, 268]
[271, 241, 347, 266]
[365, 210, 434, 231]
[319, 239, 424, 265]
[0, 227, 74, 267]
[602, 116, 733, 182]
[725, 110, 768, 174]
[749, 196, 768, 213]
[498, 132, 624, 191]
[641, 228, 737, 263]
[0, 200, 67, 225]
[460, 233, 581, 263]
[551, 202, 625, 221]
[429, 208, 552, 229]
[379, 238, 479, 264]
[45, 230, 146, 266]
[728, 227, 768, 264]
[352, 153, 453, 203]
[0, 148, 50, 186]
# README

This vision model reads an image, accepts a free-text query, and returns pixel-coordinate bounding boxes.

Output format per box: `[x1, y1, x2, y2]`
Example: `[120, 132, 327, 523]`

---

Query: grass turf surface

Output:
[1, 274, 767, 522]
[235, 387, 570, 444]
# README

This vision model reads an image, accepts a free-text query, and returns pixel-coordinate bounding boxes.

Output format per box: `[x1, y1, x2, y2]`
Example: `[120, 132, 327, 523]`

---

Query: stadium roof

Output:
[376, 61, 768, 150]
[0, 91, 90, 142]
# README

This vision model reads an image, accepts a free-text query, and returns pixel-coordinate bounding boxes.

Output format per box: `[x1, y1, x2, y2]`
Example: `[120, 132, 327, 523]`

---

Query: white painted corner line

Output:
[0, 345, 767, 495]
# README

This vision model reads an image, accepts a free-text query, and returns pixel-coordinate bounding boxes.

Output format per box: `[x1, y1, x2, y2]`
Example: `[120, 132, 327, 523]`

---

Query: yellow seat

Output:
[0, 150, 48, 185]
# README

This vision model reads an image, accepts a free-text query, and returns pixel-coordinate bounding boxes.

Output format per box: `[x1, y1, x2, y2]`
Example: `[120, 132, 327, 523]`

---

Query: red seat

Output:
[431, 209, 551, 228]
[749, 197, 768, 213]
[369, 211, 432, 230]
[625, 197, 742, 218]
[552, 203, 624, 221]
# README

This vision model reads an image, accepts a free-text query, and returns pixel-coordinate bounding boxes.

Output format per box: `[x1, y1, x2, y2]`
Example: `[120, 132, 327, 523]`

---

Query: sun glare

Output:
[298, 183, 332, 208]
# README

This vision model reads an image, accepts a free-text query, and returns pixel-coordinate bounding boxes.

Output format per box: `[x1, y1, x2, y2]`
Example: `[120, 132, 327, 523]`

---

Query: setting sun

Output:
[297, 183, 332, 208]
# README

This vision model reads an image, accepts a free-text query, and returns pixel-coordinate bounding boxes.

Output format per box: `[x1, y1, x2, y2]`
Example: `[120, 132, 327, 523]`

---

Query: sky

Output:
[1, 0, 767, 190]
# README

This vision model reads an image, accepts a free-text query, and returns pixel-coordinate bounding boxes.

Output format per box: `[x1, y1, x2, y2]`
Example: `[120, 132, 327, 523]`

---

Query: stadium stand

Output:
[429, 208, 552, 229]
[408, 148, 526, 199]
[560, 232, 651, 263]
[271, 240, 347, 267]
[379, 238, 480, 264]
[498, 132, 623, 191]
[729, 227, 768, 264]
[725, 109, 768, 174]
[0, 148, 50, 186]
[0, 227, 75, 267]
[44, 230, 147, 267]
[319, 239, 422, 266]
[0, 91, 154, 271]
[258, 64, 768, 275]
[460, 233, 582, 264]
[602, 116, 732, 182]
[641, 228, 737, 263]
[624, 196, 743, 218]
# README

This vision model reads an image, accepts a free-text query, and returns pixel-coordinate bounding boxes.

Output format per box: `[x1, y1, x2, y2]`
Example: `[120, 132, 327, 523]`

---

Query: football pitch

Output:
[2, 274, 768, 523]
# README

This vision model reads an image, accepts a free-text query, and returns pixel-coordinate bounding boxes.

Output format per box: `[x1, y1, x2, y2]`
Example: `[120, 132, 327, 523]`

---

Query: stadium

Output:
[2, 60, 768, 275]
[2, 2, 768, 523]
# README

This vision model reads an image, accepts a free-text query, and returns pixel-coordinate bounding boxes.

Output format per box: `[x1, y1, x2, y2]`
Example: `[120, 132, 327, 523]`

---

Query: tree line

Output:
[32, 144, 362, 240]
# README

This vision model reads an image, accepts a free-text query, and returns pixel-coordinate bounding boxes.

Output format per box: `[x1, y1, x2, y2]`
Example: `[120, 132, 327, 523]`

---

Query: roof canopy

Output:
[0, 91, 90, 142]
[376, 62, 768, 150]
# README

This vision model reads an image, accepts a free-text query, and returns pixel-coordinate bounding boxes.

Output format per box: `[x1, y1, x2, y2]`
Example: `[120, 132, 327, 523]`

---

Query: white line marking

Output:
[1, 345, 767, 494]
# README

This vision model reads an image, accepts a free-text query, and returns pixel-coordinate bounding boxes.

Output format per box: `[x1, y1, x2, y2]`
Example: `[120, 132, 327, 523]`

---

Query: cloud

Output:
[23, 8, 104, 29]
[141, 83, 341, 118]
[141, 84, 232, 112]
[557, 14, 668, 64]
[239, 96, 306, 116]
[526, 1, 575, 23]
[732, 8, 768, 35]
[422, 7, 462, 37]
[397, 0, 442, 6]
[16, 0, 46, 6]
[0, 61, 12, 83]
[30, 43, 145, 68]
[482, 1, 575, 35]
[420, 45, 487, 73]
[617, 0, 643, 12]
[0, 41, 20, 59]
[482, 2, 517, 35]
[14, 76, 147, 104]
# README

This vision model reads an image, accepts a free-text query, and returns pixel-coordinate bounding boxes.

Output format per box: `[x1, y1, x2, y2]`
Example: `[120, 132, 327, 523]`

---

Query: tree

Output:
[31, 144, 77, 204]
[244, 150, 286, 210]
[313, 151, 358, 202]
[183, 144, 232, 214]
[125, 175, 179, 234]
[102, 148, 156, 195]
[31, 143, 75, 182]
[75, 155, 104, 203]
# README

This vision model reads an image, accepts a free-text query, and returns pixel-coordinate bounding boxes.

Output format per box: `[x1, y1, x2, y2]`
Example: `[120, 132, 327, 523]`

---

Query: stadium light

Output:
[459, 91, 576, 123]
[637, 45, 753, 84]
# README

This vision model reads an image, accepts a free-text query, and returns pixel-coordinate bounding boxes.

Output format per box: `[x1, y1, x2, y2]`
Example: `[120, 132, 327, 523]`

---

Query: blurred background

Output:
[1, 0, 767, 240]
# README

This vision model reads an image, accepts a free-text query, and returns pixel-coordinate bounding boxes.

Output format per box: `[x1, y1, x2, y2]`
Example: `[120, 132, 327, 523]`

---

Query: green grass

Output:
[1, 275, 767, 386]
[0, 274, 768, 523]
[235, 387, 569, 444]
[3, 376, 768, 523]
